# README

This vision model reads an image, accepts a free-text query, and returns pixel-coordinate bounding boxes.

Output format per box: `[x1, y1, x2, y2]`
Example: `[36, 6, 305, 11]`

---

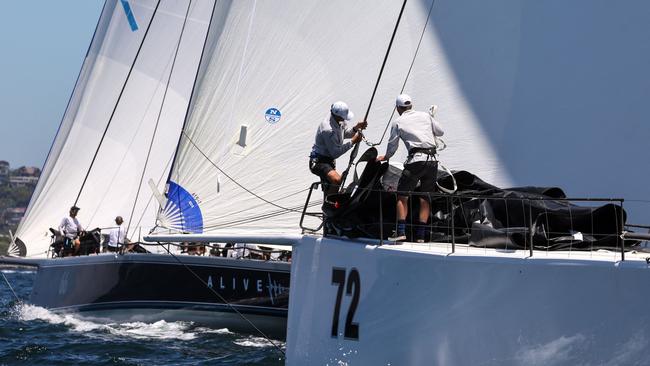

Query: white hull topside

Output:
[286, 235, 650, 365]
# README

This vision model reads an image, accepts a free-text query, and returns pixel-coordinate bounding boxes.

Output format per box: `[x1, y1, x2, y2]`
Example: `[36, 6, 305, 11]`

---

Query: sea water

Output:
[0, 269, 284, 365]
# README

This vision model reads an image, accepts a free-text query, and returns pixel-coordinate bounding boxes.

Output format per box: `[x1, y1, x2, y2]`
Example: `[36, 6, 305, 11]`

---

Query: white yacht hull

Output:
[286, 236, 650, 365]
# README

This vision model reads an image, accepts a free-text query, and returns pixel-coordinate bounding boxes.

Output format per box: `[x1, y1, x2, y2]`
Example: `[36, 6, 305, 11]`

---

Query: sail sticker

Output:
[264, 108, 282, 124]
[120, 0, 139, 32]
[161, 181, 204, 233]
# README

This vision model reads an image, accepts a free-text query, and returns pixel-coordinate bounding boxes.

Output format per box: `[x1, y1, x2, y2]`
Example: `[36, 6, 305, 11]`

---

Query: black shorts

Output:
[309, 158, 335, 182]
[397, 160, 438, 194]
[63, 237, 76, 249]
[106, 245, 120, 253]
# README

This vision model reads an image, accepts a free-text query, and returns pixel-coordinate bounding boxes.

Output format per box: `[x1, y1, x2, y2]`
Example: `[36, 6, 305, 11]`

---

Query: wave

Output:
[1, 270, 36, 274]
[15, 304, 231, 341]
[234, 335, 286, 348]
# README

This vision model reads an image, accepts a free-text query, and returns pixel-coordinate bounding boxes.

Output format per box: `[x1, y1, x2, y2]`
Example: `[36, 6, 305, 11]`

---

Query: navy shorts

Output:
[309, 158, 335, 182]
[397, 160, 438, 194]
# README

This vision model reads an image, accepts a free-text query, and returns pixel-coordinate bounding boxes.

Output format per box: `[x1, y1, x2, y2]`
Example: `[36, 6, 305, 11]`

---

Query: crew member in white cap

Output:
[310, 101, 367, 193]
[377, 94, 444, 242]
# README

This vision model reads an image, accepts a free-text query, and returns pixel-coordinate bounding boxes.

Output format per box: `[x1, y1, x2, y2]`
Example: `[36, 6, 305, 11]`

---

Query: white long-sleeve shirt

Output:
[384, 110, 444, 164]
[59, 216, 82, 239]
[107, 225, 127, 248]
[311, 114, 356, 159]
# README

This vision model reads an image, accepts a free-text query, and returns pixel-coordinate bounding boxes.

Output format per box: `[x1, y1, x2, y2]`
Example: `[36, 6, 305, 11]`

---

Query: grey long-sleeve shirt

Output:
[311, 114, 356, 159]
[384, 109, 444, 164]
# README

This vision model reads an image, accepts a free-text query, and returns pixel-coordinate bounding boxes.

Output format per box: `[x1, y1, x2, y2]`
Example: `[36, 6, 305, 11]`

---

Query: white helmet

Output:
[396, 94, 412, 108]
[330, 101, 354, 121]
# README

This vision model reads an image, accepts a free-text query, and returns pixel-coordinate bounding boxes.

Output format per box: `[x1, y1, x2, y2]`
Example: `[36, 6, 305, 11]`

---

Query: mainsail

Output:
[13, 0, 214, 257]
[162, 0, 650, 235]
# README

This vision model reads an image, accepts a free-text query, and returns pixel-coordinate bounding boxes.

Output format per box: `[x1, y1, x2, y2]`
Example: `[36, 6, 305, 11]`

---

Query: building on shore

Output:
[0, 161, 9, 185]
[2, 207, 26, 228]
[6, 165, 41, 187]
[9, 176, 39, 187]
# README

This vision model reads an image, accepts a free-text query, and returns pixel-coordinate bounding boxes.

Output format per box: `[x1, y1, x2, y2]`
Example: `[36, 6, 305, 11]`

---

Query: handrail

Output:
[299, 182, 326, 233]
[299, 182, 642, 262]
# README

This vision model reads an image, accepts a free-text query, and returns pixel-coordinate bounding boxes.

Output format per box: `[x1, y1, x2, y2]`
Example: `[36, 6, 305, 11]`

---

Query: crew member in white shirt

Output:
[106, 216, 130, 253]
[377, 94, 444, 243]
[59, 206, 84, 255]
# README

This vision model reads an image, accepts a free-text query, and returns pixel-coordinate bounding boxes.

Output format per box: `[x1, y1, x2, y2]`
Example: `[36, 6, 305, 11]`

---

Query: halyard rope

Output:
[74, 0, 162, 206]
[126, 0, 195, 238]
[366, 0, 437, 147]
[339, 0, 409, 191]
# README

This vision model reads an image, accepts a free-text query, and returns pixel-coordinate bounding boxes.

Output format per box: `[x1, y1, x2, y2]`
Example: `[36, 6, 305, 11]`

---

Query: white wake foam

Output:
[234, 336, 285, 348]
[16, 304, 197, 340]
[195, 327, 233, 335]
[1, 269, 36, 274]
[16, 304, 275, 345]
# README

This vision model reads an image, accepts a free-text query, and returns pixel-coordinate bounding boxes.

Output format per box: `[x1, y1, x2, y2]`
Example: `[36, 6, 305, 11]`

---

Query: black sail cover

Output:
[323, 149, 635, 251]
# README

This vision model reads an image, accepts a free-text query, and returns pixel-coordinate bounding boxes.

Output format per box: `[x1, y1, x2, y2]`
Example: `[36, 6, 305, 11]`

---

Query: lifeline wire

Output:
[74, 0, 162, 206]
[339, 0, 408, 191]
[1, 271, 20, 303]
[152, 241, 286, 357]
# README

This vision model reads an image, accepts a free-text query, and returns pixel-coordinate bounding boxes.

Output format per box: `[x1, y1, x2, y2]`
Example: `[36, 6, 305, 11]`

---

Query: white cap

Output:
[330, 101, 354, 121]
[396, 94, 412, 108]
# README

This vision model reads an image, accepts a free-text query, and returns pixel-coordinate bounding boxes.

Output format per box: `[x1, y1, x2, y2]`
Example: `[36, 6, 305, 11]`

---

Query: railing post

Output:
[379, 190, 384, 246]
[450, 193, 455, 254]
[619, 199, 625, 262]
[528, 199, 534, 258]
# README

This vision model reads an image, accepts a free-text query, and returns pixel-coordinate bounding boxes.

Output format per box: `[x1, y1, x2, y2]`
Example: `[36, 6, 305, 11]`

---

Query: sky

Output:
[0, 1, 104, 168]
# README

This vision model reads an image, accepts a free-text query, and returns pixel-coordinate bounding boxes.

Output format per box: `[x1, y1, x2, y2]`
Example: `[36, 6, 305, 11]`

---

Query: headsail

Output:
[161, 0, 486, 234]
[158, 0, 502, 235]
[162, 0, 650, 234]
[13, 0, 215, 257]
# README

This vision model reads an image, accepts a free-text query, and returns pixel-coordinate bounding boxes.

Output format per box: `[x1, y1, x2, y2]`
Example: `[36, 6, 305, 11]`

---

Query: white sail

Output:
[163, 0, 413, 234]
[163, 0, 650, 236]
[13, 0, 215, 257]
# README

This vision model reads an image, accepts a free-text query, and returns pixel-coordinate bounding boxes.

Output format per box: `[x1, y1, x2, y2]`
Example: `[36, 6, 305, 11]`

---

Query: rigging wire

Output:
[151, 241, 286, 357]
[209, 188, 315, 222]
[181, 131, 307, 214]
[86, 49, 180, 227]
[339, 0, 409, 191]
[205, 201, 322, 230]
[126, 0, 195, 238]
[366, 0, 437, 147]
[74, 0, 162, 206]
[165, 0, 220, 234]
[1, 271, 20, 303]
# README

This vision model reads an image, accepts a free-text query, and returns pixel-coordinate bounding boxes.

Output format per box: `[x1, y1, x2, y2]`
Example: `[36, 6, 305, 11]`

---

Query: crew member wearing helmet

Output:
[309, 101, 367, 193]
[377, 94, 444, 242]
